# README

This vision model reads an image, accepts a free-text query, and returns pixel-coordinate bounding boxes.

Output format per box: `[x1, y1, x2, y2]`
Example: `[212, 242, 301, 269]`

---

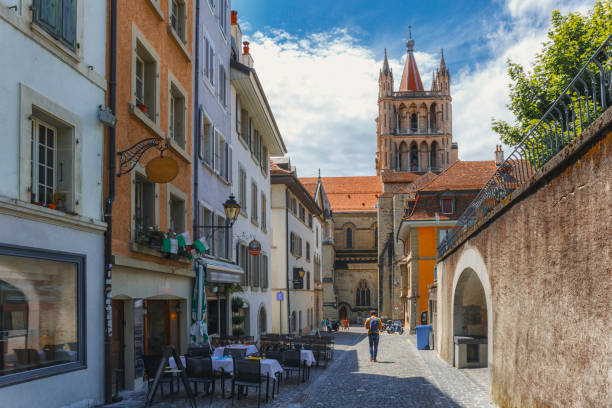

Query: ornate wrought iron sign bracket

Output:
[116, 137, 168, 177]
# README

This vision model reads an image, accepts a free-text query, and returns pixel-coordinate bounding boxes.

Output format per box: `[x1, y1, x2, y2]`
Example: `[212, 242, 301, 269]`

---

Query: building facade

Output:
[109, 0, 194, 392]
[228, 11, 287, 341]
[270, 159, 322, 335]
[0, 2, 107, 406]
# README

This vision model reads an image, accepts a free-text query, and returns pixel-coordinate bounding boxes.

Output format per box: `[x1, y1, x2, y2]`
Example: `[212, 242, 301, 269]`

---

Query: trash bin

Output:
[415, 325, 432, 350]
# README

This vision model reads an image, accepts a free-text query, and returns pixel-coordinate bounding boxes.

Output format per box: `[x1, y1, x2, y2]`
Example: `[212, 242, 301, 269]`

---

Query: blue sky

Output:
[232, 0, 597, 177]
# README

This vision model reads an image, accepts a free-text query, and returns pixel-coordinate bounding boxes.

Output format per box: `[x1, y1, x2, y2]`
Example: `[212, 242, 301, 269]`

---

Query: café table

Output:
[212, 344, 258, 358]
[300, 350, 316, 367]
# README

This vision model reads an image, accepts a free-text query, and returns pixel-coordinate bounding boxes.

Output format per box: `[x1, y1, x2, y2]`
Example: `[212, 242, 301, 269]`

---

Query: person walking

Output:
[364, 310, 381, 362]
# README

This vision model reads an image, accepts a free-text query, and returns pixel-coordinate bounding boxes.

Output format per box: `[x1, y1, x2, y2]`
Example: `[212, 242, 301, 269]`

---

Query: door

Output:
[339, 306, 347, 320]
[111, 300, 125, 393]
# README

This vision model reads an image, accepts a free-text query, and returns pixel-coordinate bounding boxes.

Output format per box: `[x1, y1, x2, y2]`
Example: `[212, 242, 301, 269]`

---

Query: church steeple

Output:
[399, 27, 423, 92]
[434, 48, 450, 94]
[382, 48, 390, 75]
[379, 48, 393, 98]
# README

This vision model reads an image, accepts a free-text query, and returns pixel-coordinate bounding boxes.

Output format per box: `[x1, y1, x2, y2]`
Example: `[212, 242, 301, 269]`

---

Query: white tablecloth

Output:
[212, 344, 258, 358]
[168, 356, 185, 369]
[208, 357, 283, 378]
[301, 350, 316, 366]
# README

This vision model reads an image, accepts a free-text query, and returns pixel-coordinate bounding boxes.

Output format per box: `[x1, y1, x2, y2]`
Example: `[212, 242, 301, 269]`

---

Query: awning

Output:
[196, 257, 244, 284]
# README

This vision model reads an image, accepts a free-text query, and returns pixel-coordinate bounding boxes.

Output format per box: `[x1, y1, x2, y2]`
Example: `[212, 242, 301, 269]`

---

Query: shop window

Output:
[0, 246, 84, 386]
[32, 0, 77, 51]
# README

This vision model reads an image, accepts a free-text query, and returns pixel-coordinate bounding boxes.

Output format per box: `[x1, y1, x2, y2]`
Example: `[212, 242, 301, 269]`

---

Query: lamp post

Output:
[195, 195, 240, 254]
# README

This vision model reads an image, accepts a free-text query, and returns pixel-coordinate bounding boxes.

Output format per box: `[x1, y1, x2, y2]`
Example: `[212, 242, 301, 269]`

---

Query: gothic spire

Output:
[399, 27, 423, 92]
[438, 48, 447, 73]
[382, 48, 390, 75]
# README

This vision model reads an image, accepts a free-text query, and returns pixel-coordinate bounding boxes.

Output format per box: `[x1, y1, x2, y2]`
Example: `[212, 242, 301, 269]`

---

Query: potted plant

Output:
[232, 315, 245, 325]
[231, 297, 244, 313]
[136, 102, 148, 114]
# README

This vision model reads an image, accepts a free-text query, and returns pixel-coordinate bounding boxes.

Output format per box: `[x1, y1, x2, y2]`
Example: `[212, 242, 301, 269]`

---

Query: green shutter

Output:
[61, 0, 77, 50]
[36, 0, 61, 37]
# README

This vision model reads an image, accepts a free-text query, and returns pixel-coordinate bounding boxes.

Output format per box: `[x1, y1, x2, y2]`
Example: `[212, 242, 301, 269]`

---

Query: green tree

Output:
[492, 1, 612, 146]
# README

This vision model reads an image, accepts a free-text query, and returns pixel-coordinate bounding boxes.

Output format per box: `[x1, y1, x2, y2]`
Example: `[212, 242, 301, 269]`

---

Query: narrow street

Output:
[110, 328, 492, 408]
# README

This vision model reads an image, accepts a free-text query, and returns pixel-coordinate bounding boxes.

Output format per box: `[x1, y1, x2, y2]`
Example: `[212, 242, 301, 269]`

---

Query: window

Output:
[261, 194, 267, 232]
[203, 35, 214, 85]
[346, 228, 353, 249]
[199, 205, 213, 255]
[299, 204, 305, 222]
[306, 242, 311, 261]
[0, 245, 85, 386]
[132, 27, 160, 124]
[218, 0, 228, 33]
[251, 182, 258, 224]
[316, 227, 319, 247]
[306, 272, 310, 290]
[134, 174, 156, 240]
[262, 146, 269, 176]
[308, 213, 313, 228]
[250, 253, 259, 288]
[290, 197, 297, 214]
[240, 109, 249, 146]
[292, 268, 304, 289]
[411, 113, 418, 131]
[30, 119, 56, 206]
[356, 280, 371, 306]
[208, 0, 215, 11]
[215, 215, 227, 259]
[261, 254, 269, 289]
[235, 97, 242, 138]
[290, 233, 302, 257]
[441, 197, 454, 214]
[169, 0, 186, 42]
[32, 0, 77, 51]
[199, 110, 213, 166]
[214, 131, 230, 181]
[238, 166, 247, 214]
[438, 228, 449, 245]
[219, 64, 227, 107]
[236, 242, 248, 285]
[168, 75, 187, 150]
[169, 194, 186, 233]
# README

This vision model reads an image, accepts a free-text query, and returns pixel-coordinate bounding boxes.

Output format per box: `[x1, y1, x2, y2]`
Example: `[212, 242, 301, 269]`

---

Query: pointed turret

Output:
[438, 48, 447, 73]
[379, 48, 393, 97]
[382, 48, 390, 75]
[399, 29, 424, 92]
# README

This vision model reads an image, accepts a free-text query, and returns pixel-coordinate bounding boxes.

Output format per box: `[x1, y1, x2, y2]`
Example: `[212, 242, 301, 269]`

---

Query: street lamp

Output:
[223, 195, 240, 227]
[298, 268, 305, 278]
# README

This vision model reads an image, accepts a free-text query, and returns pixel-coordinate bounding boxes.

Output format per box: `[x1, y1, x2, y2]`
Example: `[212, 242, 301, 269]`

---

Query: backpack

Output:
[369, 317, 380, 334]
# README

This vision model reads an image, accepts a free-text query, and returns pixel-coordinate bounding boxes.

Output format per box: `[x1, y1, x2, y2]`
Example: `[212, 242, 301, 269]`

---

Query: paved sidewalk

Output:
[104, 328, 493, 407]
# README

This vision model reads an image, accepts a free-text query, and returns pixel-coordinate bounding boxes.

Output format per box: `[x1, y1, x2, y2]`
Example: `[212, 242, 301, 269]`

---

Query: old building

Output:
[228, 11, 287, 340]
[0, 2, 107, 406]
[376, 34, 458, 322]
[109, 0, 194, 392]
[270, 158, 322, 335]
[396, 160, 497, 331]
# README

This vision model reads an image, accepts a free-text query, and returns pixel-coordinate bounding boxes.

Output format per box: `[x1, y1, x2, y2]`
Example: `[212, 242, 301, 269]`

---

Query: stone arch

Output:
[451, 246, 493, 369]
[430, 102, 437, 130]
[410, 142, 419, 171]
[420, 141, 429, 171]
[398, 103, 408, 130]
[338, 302, 351, 320]
[430, 141, 439, 170]
[409, 103, 418, 131]
[399, 141, 409, 171]
[342, 222, 356, 249]
[391, 142, 397, 169]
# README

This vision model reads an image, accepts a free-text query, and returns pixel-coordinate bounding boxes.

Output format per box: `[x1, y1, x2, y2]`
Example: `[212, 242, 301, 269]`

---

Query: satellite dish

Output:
[146, 156, 179, 183]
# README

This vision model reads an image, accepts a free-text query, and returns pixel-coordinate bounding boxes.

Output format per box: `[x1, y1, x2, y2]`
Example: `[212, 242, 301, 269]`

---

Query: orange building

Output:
[396, 161, 497, 331]
[106, 0, 194, 393]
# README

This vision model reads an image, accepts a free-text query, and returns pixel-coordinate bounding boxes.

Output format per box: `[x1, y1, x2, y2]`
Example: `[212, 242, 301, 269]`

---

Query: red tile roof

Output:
[399, 51, 423, 92]
[299, 176, 382, 212]
[420, 161, 497, 192]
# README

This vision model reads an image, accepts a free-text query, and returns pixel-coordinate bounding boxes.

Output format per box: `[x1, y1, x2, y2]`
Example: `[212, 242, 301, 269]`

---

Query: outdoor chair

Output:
[262, 351, 283, 395]
[231, 358, 270, 408]
[187, 344, 211, 358]
[310, 343, 328, 367]
[185, 357, 221, 403]
[224, 348, 247, 360]
[142, 355, 177, 400]
[282, 350, 305, 385]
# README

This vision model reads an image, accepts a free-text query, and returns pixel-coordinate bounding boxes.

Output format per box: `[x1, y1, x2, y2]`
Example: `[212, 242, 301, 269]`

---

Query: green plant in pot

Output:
[231, 297, 244, 313]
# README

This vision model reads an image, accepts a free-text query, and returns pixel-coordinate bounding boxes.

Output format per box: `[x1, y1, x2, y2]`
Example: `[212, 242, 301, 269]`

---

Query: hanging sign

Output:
[146, 156, 179, 183]
[276, 292, 284, 301]
[248, 240, 261, 256]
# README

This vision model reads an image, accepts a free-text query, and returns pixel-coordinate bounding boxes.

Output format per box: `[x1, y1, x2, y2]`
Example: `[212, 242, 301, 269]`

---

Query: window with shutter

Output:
[34, 0, 77, 51]
[228, 146, 233, 183]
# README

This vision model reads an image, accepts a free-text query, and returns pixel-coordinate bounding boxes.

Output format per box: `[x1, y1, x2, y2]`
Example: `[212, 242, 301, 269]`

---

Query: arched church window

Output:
[346, 228, 353, 249]
[366, 288, 371, 306]
[356, 289, 361, 306]
[411, 114, 418, 131]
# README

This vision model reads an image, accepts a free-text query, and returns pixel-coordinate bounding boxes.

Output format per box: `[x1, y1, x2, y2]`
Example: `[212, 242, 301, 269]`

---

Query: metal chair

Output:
[261, 351, 283, 396]
[224, 348, 247, 360]
[281, 350, 305, 385]
[185, 357, 219, 403]
[142, 355, 177, 400]
[231, 358, 269, 408]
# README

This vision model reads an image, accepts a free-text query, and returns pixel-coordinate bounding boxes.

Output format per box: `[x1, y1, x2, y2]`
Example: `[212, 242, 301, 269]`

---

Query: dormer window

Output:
[441, 197, 454, 214]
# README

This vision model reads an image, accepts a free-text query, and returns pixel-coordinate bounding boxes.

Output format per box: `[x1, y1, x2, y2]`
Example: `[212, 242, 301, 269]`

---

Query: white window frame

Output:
[130, 23, 163, 137]
[30, 118, 57, 206]
[19, 84, 82, 215]
[202, 33, 215, 89]
[166, 184, 188, 233]
[131, 164, 160, 242]
[198, 201, 214, 255]
[218, 63, 227, 108]
[199, 108, 214, 169]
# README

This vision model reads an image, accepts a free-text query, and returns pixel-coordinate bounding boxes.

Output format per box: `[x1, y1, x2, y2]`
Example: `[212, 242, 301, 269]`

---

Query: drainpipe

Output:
[285, 186, 291, 334]
[103, 0, 117, 403]
[193, 0, 200, 241]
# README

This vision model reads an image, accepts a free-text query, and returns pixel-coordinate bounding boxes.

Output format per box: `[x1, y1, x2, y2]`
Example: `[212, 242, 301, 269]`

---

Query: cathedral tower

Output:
[376, 32, 457, 176]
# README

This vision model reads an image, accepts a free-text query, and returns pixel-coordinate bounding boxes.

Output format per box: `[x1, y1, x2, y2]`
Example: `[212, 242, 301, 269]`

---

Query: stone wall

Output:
[436, 107, 612, 407]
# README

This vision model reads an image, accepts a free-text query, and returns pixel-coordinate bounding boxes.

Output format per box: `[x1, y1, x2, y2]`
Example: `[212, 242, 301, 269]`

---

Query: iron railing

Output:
[437, 33, 612, 257]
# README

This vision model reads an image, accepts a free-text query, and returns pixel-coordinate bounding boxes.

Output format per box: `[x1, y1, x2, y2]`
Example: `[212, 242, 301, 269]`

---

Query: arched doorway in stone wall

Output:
[339, 306, 347, 320]
[258, 306, 267, 337]
[453, 268, 488, 369]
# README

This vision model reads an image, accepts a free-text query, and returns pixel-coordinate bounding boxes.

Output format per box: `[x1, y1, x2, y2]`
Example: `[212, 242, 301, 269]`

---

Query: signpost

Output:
[276, 292, 284, 333]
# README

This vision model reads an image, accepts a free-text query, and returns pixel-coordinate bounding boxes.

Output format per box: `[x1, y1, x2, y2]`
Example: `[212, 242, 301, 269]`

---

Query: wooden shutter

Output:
[198, 109, 204, 160]
[236, 98, 241, 137]
[228, 145, 233, 183]
[35, 0, 61, 36]
[240, 109, 248, 143]
[213, 128, 218, 172]
[61, 0, 77, 49]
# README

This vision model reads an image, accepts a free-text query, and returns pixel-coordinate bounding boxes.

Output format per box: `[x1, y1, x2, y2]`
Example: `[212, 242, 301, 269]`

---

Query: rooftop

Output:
[299, 176, 382, 212]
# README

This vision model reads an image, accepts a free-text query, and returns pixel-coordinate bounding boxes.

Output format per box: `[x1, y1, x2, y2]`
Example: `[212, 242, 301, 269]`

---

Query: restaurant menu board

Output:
[134, 299, 145, 378]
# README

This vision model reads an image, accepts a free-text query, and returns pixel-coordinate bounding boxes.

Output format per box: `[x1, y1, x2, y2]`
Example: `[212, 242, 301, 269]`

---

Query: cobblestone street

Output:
[108, 328, 492, 408]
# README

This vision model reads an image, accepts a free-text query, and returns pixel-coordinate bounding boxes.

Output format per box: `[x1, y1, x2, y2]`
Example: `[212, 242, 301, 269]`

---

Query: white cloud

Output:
[244, 0, 597, 175]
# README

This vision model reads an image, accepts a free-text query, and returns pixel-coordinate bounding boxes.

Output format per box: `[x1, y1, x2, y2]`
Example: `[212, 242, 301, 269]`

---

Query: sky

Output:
[232, 0, 597, 177]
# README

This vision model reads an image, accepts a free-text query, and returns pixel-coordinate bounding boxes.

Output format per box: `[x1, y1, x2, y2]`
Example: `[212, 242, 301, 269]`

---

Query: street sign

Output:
[248, 240, 262, 256]
[276, 292, 284, 301]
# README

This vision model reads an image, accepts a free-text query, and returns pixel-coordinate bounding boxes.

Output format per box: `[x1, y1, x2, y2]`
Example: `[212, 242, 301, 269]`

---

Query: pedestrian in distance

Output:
[364, 310, 381, 362]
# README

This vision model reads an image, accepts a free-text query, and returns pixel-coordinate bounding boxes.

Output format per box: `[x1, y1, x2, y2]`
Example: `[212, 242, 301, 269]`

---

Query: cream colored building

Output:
[269, 158, 322, 334]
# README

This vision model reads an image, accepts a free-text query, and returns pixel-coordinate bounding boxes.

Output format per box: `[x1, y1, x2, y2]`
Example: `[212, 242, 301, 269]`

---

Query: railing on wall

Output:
[437, 33, 612, 257]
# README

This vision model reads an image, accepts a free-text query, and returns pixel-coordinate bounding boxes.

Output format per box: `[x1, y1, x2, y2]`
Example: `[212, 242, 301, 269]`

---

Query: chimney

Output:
[243, 41, 250, 55]
[495, 145, 504, 166]
[242, 41, 254, 68]
[231, 10, 238, 25]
